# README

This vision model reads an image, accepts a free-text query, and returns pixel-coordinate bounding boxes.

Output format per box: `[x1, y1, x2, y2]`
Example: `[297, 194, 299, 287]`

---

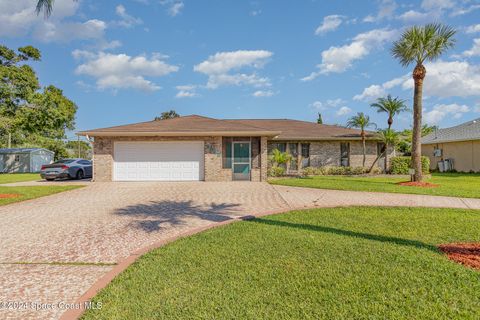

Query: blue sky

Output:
[1, 0, 480, 134]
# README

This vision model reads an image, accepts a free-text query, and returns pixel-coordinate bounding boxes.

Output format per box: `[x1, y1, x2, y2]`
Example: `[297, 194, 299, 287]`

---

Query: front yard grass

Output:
[0, 185, 82, 206]
[269, 172, 480, 198]
[82, 207, 480, 320]
[0, 173, 41, 184]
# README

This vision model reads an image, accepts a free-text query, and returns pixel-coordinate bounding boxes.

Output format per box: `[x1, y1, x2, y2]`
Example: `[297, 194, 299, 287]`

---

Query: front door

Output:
[232, 141, 251, 181]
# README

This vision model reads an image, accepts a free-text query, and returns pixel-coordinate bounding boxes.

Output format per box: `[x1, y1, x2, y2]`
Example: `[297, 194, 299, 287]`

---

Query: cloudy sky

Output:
[1, 0, 480, 132]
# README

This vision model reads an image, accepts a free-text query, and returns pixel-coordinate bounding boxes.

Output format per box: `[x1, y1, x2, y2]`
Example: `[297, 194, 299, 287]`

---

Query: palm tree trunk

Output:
[369, 148, 385, 173]
[384, 143, 388, 173]
[362, 135, 366, 167]
[412, 64, 426, 181]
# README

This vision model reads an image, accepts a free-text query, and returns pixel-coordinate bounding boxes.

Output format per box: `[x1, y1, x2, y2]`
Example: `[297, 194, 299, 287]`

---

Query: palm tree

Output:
[369, 129, 400, 173]
[346, 112, 376, 167]
[392, 23, 456, 181]
[370, 95, 409, 129]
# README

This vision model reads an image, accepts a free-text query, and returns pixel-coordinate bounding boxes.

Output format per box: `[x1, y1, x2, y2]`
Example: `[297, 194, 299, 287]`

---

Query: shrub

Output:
[301, 166, 372, 176]
[390, 156, 430, 175]
[268, 166, 286, 177]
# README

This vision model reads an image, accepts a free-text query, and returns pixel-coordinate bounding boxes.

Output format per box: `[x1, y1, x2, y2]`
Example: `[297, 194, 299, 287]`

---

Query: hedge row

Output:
[390, 156, 430, 175]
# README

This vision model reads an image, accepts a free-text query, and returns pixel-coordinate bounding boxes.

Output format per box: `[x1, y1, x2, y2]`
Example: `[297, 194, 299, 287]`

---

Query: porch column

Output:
[260, 136, 268, 181]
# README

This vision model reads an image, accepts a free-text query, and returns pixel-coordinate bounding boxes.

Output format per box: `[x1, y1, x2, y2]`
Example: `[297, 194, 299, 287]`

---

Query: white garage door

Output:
[113, 141, 204, 181]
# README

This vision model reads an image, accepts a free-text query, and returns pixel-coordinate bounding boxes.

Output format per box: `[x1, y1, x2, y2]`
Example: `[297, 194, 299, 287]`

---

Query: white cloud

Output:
[363, 0, 397, 22]
[461, 38, 480, 57]
[0, 0, 107, 43]
[397, 10, 433, 23]
[74, 51, 179, 92]
[421, 0, 454, 11]
[355, 60, 480, 99]
[194, 50, 273, 89]
[353, 75, 408, 101]
[250, 10, 262, 16]
[113, 5, 142, 28]
[252, 90, 274, 97]
[336, 106, 352, 116]
[451, 4, 480, 16]
[466, 24, 480, 34]
[160, 0, 184, 16]
[302, 28, 397, 80]
[175, 85, 198, 98]
[315, 15, 344, 35]
[424, 103, 470, 125]
[311, 98, 347, 110]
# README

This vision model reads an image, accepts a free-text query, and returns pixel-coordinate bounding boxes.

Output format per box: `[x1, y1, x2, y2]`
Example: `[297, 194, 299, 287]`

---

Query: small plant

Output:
[270, 149, 293, 167]
[268, 166, 286, 177]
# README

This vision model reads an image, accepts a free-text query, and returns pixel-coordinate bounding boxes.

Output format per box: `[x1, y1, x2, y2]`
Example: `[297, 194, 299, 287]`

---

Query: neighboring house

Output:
[78, 115, 383, 182]
[422, 118, 480, 173]
[0, 148, 54, 173]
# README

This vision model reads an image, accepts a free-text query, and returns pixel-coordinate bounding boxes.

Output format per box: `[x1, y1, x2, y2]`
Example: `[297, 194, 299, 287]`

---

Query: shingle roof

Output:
[78, 115, 375, 140]
[0, 148, 53, 154]
[229, 119, 377, 140]
[79, 115, 281, 137]
[422, 118, 480, 144]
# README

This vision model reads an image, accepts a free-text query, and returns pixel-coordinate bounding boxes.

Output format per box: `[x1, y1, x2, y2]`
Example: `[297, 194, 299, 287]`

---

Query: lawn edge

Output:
[0, 185, 85, 208]
[268, 180, 480, 200]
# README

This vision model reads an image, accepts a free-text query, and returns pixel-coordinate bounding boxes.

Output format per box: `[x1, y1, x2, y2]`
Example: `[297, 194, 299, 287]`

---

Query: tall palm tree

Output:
[346, 112, 376, 167]
[392, 23, 456, 181]
[370, 95, 409, 129]
[369, 129, 399, 173]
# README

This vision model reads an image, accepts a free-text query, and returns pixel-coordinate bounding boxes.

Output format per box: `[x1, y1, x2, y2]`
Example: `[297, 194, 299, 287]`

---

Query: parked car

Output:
[40, 159, 92, 181]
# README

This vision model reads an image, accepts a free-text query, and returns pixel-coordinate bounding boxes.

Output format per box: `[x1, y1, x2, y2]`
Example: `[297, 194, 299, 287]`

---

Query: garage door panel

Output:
[113, 141, 204, 181]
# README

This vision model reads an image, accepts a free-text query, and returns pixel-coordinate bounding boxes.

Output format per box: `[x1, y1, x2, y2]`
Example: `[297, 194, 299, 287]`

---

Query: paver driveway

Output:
[0, 182, 290, 320]
[1, 182, 479, 320]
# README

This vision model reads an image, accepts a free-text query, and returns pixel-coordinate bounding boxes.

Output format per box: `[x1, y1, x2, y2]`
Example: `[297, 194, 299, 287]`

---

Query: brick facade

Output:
[92, 135, 269, 182]
[92, 136, 389, 182]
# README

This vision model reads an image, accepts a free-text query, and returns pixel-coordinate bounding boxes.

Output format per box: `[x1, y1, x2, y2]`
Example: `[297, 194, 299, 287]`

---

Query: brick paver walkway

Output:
[1, 182, 478, 320]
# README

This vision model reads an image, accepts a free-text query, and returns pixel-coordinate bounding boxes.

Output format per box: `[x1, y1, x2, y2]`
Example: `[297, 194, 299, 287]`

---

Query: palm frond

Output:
[391, 23, 456, 67]
[36, 0, 54, 18]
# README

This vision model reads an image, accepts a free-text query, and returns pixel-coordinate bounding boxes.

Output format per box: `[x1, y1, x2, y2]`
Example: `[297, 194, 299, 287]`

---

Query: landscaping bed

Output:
[81, 207, 480, 320]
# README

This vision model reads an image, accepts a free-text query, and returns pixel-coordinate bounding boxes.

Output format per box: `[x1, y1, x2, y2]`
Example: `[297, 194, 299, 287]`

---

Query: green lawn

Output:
[0, 185, 81, 206]
[269, 173, 480, 198]
[0, 173, 41, 184]
[82, 207, 480, 320]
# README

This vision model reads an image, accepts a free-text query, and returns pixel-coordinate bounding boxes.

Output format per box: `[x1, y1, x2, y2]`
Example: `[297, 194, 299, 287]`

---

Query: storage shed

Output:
[0, 148, 54, 173]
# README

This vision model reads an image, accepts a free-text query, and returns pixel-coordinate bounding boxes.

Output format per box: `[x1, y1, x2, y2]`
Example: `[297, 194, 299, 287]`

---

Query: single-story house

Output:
[422, 118, 480, 173]
[0, 148, 54, 173]
[78, 115, 384, 182]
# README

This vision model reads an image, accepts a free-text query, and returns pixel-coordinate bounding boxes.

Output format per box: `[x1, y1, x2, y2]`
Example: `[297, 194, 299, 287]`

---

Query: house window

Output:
[222, 138, 232, 169]
[270, 142, 286, 153]
[340, 142, 350, 167]
[288, 143, 298, 170]
[301, 143, 310, 167]
[14, 155, 20, 162]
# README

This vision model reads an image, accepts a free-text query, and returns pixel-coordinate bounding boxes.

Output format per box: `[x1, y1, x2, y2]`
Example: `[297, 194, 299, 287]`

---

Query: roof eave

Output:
[272, 136, 381, 141]
[422, 137, 480, 144]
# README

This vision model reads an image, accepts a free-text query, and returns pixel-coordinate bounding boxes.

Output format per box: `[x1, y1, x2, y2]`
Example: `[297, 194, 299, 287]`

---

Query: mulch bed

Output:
[438, 243, 480, 270]
[0, 194, 21, 199]
[397, 181, 439, 188]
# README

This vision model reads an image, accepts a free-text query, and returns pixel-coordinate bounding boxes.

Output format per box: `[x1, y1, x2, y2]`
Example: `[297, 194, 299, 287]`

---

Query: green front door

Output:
[233, 142, 251, 181]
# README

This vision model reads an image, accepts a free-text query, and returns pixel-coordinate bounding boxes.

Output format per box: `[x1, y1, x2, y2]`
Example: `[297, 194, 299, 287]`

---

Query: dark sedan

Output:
[40, 159, 92, 181]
